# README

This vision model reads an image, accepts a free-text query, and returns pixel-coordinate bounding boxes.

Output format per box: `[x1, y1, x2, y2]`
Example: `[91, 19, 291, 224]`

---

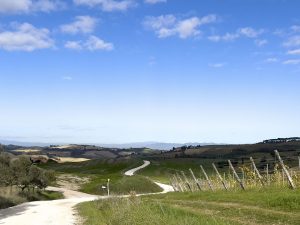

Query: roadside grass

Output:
[77, 196, 233, 225]
[78, 187, 300, 225]
[40, 158, 162, 195]
[0, 187, 64, 209]
[151, 187, 300, 212]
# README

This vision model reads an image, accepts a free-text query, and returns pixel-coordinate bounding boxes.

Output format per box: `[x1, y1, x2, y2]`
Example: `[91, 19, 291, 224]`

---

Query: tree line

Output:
[0, 145, 55, 192]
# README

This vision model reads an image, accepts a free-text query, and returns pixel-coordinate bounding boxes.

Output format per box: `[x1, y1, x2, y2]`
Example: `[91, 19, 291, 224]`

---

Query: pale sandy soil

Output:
[54, 157, 90, 163]
[56, 174, 90, 191]
[13, 149, 41, 153]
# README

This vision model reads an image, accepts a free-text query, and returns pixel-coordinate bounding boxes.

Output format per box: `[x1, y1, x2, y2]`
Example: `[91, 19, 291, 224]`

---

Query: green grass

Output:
[78, 187, 300, 225]
[40, 158, 162, 195]
[77, 197, 233, 225]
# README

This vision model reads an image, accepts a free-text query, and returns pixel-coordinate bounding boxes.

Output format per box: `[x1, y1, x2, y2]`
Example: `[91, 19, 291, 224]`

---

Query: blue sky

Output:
[0, 0, 300, 144]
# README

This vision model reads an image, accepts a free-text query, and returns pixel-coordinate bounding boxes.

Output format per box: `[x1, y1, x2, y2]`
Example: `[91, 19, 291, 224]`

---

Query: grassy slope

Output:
[78, 187, 300, 225]
[138, 158, 217, 182]
[41, 158, 162, 195]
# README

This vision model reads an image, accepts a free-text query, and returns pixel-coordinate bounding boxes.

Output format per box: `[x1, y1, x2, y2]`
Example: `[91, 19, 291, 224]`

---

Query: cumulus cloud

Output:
[61, 16, 97, 34]
[290, 25, 300, 33]
[255, 39, 268, 47]
[0, 23, 54, 51]
[208, 27, 264, 42]
[282, 59, 300, 65]
[73, 0, 135, 12]
[238, 27, 264, 38]
[65, 36, 114, 51]
[287, 49, 300, 55]
[0, 0, 64, 14]
[65, 41, 83, 50]
[265, 58, 278, 63]
[209, 63, 226, 68]
[144, 0, 166, 4]
[144, 14, 217, 39]
[62, 76, 73, 80]
[283, 35, 300, 47]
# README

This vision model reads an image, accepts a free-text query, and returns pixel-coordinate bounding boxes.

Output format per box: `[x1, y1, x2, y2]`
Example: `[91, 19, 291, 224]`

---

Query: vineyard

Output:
[170, 150, 300, 192]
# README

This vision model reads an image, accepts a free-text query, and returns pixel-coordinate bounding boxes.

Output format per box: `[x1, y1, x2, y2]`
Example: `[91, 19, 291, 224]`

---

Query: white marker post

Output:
[107, 179, 110, 196]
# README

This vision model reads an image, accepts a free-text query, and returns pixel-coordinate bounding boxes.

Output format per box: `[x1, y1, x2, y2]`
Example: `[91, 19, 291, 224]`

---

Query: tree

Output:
[10, 156, 32, 191]
[0, 153, 14, 188]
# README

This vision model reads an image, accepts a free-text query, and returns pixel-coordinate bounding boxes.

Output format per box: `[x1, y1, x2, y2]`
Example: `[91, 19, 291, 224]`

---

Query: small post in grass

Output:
[274, 150, 296, 189]
[200, 165, 214, 191]
[189, 168, 202, 191]
[228, 160, 245, 190]
[181, 171, 193, 192]
[250, 157, 264, 186]
[212, 163, 228, 191]
[107, 179, 110, 197]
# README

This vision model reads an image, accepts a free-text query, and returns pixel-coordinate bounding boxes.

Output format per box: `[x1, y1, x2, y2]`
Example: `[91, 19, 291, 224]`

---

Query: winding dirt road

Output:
[0, 161, 173, 225]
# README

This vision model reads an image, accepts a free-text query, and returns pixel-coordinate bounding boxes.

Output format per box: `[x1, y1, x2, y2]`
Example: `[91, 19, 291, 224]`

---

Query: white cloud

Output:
[74, 0, 135, 12]
[282, 59, 300, 65]
[265, 58, 278, 63]
[85, 35, 114, 50]
[65, 36, 114, 51]
[208, 27, 264, 42]
[290, 25, 300, 33]
[255, 39, 268, 47]
[144, 14, 217, 39]
[283, 35, 300, 47]
[238, 27, 264, 38]
[208, 33, 239, 42]
[209, 63, 226, 68]
[144, 0, 166, 4]
[0, 23, 54, 51]
[65, 41, 82, 50]
[287, 49, 300, 55]
[62, 76, 73, 80]
[0, 0, 64, 13]
[61, 16, 97, 34]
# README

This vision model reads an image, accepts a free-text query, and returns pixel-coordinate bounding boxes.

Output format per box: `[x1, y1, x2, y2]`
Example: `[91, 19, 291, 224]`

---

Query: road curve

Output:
[0, 160, 173, 225]
[124, 160, 174, 193]
[124, 160, 151, 176]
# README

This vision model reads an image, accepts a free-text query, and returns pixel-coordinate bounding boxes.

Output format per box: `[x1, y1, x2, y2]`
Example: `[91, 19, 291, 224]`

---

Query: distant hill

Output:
[98, 142, 219, 150]
[0, 140, 219, 150]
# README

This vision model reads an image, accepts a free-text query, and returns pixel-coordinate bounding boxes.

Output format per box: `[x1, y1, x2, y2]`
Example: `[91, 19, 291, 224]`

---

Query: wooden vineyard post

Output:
[274, 150, 296, 189]
[169, 178, 178, 192]
[200, 165, 214, 191]
[176, 173, 187, 192]
[189, 168, 202, 191]
[173, 175, 184, 192]
[181, 171, 193, 192]
[250, 157, 264, 186]
[298, 156, 300, 170]
[212, 163, 228, 191]
[228, 160, 245, 190]
[266, 164, 270, 186]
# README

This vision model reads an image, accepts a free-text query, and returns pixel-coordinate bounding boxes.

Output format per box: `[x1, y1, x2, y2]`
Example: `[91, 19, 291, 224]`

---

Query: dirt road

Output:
[0, 161, 173, 225]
